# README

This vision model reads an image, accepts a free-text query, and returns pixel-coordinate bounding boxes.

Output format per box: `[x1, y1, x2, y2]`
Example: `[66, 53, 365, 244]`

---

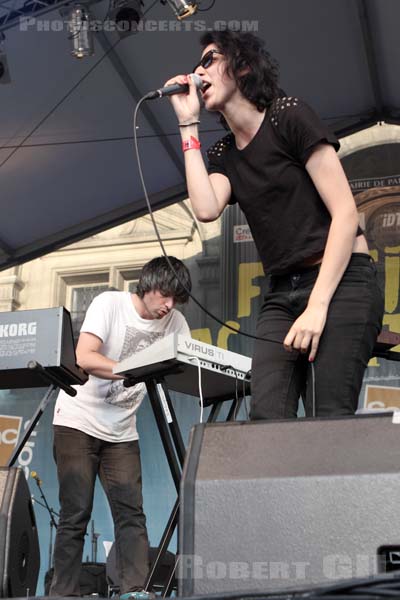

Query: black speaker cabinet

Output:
[179, 414, 400, 596]
[106, 543, 176, 592]
[0, 467, 40, 597]
[45, 563, 108, 597]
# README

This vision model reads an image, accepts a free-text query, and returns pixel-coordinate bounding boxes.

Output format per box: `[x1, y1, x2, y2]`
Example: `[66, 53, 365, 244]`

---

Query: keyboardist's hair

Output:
[136, 256, 191, 304]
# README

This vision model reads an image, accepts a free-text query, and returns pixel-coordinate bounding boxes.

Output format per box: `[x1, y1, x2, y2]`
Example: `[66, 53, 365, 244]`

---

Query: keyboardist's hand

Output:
[76, 332, 124, 380]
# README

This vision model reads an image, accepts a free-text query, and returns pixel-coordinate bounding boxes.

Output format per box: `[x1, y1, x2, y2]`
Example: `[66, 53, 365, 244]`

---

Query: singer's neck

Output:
[221, 100, 265, 151]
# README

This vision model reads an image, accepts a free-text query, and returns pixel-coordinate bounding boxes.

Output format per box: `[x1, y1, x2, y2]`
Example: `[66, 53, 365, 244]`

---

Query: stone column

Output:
[0, 267, 24, 312]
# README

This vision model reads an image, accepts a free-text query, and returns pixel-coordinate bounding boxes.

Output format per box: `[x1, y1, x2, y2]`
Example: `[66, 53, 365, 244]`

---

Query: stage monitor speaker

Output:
[179, 414, 400, 596]
[0, 467, 40, 597]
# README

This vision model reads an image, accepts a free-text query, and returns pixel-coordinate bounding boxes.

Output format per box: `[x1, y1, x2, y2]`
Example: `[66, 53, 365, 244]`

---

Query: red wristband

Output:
[182, 136, 201, 152]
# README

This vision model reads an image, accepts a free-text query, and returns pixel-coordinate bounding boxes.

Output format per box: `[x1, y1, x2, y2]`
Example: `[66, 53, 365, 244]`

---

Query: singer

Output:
[49, 257, 191, 600]
[166, 30, 383, 418]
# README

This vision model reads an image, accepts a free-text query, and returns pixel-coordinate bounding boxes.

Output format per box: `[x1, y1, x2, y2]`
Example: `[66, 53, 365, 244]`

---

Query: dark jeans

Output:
[250, 253, 384, 420]
[50, 426, 150, 596]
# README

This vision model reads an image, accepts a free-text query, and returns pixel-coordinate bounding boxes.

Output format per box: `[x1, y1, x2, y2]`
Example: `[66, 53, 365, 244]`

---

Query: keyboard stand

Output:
[123, 369, 247, 597]
[7, 361, 77, 468]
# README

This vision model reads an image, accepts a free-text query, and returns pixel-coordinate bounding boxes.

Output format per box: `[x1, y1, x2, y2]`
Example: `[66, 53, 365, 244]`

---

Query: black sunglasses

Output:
[193, 49, 223, 73]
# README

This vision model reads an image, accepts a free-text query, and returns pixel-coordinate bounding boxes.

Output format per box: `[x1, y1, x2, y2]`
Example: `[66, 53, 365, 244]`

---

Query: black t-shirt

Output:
[207, 97, 348, 275]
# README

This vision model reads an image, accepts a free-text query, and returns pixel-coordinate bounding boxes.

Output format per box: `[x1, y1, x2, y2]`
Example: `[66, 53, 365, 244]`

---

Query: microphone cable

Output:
[311, 361, 316, 418]
[242, 369, 252, 420]
[134, 97, 319, 418]
[188, 356, 204, 423]
[133, 96, 283, 346]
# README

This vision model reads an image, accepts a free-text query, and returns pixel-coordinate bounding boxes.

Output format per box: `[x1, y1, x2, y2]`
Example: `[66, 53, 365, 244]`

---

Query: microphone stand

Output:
[31, 476, 59, 571]
[91, 520, 100, 563]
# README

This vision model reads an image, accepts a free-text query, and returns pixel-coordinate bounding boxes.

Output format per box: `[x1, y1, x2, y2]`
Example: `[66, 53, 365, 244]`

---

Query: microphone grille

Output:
[190, 73, 204, 91]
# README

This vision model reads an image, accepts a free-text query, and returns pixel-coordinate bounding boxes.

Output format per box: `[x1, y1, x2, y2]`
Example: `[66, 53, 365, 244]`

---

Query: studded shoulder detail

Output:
[207, 133, 234, 159]
[269, 96, 299, 127]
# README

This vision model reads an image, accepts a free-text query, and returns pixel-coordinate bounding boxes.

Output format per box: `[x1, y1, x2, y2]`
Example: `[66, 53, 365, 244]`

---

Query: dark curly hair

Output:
[136, 256, 191, 304]
[200, 30, 280, 127]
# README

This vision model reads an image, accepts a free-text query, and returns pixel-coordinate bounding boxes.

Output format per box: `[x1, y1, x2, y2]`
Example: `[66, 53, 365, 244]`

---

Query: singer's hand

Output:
[165, 74, 201, 123]
[283, 304, 328, 362]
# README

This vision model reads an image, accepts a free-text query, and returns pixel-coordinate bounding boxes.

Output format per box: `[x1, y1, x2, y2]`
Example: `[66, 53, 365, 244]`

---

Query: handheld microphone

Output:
[145, 73, 203, 100]
[31, 470, 42, 486]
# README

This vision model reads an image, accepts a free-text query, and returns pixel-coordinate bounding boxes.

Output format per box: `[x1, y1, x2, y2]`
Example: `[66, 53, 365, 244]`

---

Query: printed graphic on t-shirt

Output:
[105, 327, 163, 408]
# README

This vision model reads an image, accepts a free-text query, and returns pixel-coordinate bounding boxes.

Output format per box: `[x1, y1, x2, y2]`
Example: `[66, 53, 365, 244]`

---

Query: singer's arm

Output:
[182, 124, 231, 221]
[166, 74, 231, 221]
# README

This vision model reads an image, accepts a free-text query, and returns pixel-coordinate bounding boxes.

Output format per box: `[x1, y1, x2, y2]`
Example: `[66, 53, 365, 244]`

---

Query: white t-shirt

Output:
[53, 291, 190, 442]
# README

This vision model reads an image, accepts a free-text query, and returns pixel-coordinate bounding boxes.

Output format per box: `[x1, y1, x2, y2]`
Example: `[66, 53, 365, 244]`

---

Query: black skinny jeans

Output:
[250, 253, 384, 419]
[50, 426, 150, 596]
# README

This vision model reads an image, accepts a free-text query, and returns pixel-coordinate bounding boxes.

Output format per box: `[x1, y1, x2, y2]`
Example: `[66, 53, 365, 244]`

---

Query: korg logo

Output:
[0, 321, 37, 337]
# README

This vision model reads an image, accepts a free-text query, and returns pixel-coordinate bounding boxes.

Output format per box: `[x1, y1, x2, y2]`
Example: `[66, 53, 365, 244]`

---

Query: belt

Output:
[269, 263, 321, 292]
[268, 253, 372, 292]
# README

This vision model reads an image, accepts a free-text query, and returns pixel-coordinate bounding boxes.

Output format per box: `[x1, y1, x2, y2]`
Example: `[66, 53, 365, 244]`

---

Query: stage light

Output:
[68, 4, 94, 58]
[162, 0, 198, 20]
[109, 0, 143, 38]
[0, 33, 11, 84]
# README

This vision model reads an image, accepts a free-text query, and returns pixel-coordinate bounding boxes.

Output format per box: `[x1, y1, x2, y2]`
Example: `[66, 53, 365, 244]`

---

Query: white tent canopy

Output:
[1, 0, 399, 270]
